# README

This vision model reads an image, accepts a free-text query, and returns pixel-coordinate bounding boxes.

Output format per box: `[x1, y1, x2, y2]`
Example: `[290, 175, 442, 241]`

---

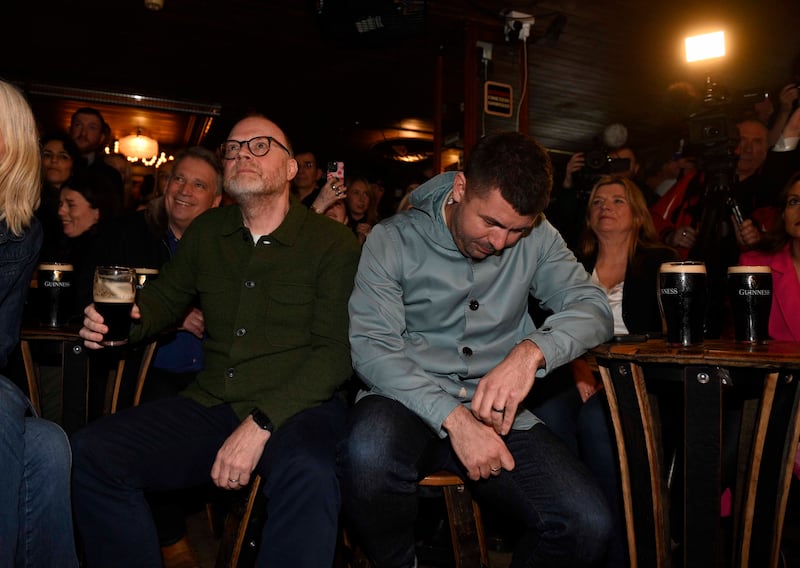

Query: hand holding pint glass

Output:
[727, 265, 772, 343]
[93, 266, 136, 346]
[658, 261, 708, 347]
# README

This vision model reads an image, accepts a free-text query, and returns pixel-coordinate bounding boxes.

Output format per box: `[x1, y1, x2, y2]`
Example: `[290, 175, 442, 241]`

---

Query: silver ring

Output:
[491, 407, 505, 413]
[682, 230, 687, 236]
[331, 184, 338, 191]
[490, 467, 501, 473]
[229, 478, 239, 483]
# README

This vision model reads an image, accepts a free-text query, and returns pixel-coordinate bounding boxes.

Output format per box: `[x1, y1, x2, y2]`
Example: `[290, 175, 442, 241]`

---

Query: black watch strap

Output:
[249, 407, 274, 432]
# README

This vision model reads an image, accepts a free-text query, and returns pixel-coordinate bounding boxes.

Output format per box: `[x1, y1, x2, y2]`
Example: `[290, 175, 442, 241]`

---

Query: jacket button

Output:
[235, 328, 246, 337]
[225, 368, 235, 379]
[245, 280, 255, 288]
[462, 346, 473, 357]
[469, 299, 479, 311]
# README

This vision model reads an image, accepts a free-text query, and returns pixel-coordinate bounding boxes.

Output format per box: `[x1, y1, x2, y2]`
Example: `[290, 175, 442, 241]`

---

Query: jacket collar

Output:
[219, 194, 307, 246]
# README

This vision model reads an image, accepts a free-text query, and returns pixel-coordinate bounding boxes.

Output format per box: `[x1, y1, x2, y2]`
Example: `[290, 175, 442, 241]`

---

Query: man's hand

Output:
[471, 340, 542, 436]
[179, 307, 205, 338]
[79, 303, 140, 349]
[563, 152, 585, 189]
[210, 416, 271, 490]
[443, 405, 514, 480]
[666, 225, 697, 249]
[734, 218, 761, 248]
[783, 104, 800, 139]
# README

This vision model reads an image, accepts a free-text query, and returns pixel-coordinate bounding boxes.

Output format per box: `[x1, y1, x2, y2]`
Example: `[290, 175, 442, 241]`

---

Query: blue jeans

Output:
[338, 395, 612, 568]
[71, 395, 347, 568]
[0, 377, 77, 568]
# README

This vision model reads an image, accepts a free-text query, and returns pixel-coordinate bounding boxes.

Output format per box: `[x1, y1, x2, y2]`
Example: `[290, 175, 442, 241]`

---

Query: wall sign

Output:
[484, 81, 513, 117]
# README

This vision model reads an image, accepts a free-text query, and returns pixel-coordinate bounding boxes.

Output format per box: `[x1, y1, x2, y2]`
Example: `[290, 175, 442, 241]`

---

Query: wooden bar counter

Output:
[591, 339, 800, 568]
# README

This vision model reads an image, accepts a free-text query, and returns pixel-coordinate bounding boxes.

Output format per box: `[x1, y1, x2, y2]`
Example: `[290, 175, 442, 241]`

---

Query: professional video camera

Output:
[685, 75, 769, 183]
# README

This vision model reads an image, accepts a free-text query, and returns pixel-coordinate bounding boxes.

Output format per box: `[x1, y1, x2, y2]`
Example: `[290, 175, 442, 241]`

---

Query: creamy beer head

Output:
[660, 261, 707, 274]
[38, 262, 74, 272]
[727, 265, 771, 275]
[94, 279, 136, 303]
[133, 267, 159, 290]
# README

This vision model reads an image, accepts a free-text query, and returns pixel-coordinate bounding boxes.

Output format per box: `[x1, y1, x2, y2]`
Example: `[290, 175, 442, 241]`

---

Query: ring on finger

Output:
[490, 466, 501, 473]
[491, 406, 505, 413]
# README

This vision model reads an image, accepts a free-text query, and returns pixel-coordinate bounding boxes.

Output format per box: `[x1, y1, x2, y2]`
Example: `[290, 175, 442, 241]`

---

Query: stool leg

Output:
[441, 483, 490, 568]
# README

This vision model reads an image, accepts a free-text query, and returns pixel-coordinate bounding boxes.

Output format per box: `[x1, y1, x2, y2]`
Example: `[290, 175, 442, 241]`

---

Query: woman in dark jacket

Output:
[38, 169, 118, 322]
[577, 176, 680, 335]
[533, 176, 679, 568]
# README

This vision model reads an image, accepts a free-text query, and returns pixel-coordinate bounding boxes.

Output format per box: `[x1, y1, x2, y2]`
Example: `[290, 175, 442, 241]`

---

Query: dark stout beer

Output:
[727, 265, 772, 343]
[658, 261, 707, 347]
[36, 262, 74, 327]
[93, 266, 136, 346]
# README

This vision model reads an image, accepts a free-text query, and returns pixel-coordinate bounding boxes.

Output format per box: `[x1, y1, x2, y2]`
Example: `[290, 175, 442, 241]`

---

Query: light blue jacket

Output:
[348, 172, 613, 436]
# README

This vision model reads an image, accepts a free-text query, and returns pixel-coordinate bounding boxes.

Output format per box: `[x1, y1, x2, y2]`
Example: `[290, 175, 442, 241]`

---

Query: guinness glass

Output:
[93, 266, 136, 346]
[658, 261, 707, 347]
[36, 262, 74, 327]
[133, 267, 159, 299]
[727, 265, 772, 343]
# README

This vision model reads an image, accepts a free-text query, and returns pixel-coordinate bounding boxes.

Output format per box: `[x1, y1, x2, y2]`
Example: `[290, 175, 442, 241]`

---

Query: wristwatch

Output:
[249, 407, 274, 432]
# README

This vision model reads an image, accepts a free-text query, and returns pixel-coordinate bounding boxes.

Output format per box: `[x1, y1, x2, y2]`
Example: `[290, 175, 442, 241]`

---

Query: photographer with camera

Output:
[549, 140, 656, 251]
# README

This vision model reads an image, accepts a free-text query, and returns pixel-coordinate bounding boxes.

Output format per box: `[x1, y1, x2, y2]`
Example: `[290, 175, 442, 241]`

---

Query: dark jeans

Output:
[72, 395, 346, 568]
[532, 386, 627, 568]
[338, 395, 612, 568]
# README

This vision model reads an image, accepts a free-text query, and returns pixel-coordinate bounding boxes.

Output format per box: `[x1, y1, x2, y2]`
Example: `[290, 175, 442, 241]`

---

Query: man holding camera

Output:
[650, 110, 800, 337]
[548, 144, 655, 251]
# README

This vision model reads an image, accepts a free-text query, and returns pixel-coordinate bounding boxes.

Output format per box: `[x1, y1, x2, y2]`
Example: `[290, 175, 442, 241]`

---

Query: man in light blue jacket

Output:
[341, 131, 615, 567]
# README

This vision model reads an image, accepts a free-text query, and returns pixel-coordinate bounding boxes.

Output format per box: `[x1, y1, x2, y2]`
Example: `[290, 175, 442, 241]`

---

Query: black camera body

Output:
[686, 79, 769, 179]
[573, 147, 631, 191]
[583, 147, 630, 174]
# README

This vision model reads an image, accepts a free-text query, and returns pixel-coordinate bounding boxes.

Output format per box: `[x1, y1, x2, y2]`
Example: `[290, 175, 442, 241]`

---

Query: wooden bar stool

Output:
[417, 471, 489, 568]
[217, 469, 490, 568]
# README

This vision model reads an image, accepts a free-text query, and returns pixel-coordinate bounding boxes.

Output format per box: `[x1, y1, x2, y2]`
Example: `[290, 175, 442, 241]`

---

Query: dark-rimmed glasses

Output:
[221, 136, 291, 160]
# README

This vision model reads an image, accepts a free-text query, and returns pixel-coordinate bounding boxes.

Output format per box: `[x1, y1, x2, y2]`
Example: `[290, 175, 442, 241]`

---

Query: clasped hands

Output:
[445, 341, 541, 481]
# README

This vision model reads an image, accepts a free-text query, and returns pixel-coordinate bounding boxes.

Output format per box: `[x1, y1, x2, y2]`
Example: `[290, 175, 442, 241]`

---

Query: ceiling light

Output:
[145, 0, 164, 10]
[118, 129, 159, 162]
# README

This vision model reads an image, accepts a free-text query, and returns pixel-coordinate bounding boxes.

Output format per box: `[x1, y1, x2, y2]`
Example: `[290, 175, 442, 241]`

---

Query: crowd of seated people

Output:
[3, 63, 800, 568]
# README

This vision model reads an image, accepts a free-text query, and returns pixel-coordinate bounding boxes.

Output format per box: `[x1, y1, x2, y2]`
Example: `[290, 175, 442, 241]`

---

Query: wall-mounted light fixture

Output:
[145, 0, 164, 11]
[118, 129, 159, 162]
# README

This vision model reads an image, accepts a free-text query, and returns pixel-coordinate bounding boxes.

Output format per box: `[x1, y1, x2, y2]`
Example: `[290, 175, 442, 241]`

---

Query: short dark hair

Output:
[463, 131, 553, 215]
[61, 169, 118, 224]
[70, 106, 108, 129]
[172, 146, 224, 196]
[40, 131, 84, 168]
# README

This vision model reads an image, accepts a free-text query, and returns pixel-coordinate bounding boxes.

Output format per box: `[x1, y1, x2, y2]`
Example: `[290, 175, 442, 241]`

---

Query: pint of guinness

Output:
[93, 266, 136, 346]
[36, 262, 74, 327]
[658, 261, 707, 347]
[727, 265, 772, 343]
[133, 267, 159, 298]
